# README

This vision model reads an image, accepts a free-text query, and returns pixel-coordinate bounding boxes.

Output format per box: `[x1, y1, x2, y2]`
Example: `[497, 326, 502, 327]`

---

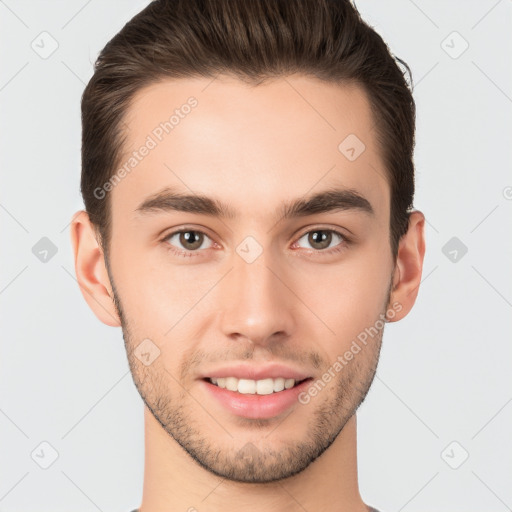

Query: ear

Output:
[70, 210, 121, 327]
[387, 210, 426, 322]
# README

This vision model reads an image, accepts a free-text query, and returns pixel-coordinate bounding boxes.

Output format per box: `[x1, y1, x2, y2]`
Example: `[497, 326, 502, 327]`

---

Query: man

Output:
[71, 1, 425, 511]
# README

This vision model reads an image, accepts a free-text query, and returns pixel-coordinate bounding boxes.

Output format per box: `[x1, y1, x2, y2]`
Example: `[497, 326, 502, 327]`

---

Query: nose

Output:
[217, 244, 297, 347]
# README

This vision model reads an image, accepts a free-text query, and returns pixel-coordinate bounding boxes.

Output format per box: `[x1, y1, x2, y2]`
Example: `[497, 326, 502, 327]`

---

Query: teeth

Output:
[225, 377, 238, 392]
[273, 377, 285, 392]
[209, 376, 301, 394]
[256, 378, 273, 395]
[284, 378, 295, 389]
[238, 379, 256, 394]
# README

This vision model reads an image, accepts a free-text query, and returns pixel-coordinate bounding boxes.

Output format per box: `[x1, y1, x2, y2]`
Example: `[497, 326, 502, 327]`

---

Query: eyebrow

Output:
[134, 186, 374, 220]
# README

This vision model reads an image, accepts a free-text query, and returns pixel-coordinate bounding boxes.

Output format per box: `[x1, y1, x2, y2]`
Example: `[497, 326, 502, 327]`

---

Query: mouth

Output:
[201, 375, 315, 419]
[203, 376, 312, 395]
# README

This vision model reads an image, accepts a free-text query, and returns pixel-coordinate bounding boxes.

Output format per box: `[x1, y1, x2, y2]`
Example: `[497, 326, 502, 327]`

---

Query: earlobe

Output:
[70, 210, 121, 327]
[387, 210, 426, 322]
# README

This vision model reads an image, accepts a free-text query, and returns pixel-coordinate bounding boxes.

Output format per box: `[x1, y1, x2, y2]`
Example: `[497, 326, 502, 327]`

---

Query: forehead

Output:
[112, 74, 389, 223]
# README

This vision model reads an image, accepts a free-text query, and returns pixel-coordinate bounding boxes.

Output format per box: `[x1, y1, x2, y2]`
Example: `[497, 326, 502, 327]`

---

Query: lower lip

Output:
[200, 378, 313, 419]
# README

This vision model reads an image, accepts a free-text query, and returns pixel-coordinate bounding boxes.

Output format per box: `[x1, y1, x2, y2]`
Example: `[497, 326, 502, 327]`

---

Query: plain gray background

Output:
[1, 1, 511, 511]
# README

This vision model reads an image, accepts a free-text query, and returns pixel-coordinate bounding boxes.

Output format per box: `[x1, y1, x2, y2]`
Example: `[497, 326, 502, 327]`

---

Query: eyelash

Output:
[160, 227, 351, 259]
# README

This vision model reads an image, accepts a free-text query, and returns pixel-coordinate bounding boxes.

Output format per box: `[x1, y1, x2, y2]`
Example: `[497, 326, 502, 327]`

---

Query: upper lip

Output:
[199, 363, 312, 381]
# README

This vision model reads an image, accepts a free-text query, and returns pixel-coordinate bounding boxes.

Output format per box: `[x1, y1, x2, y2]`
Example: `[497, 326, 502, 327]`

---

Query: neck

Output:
[138, 407, 368, 512]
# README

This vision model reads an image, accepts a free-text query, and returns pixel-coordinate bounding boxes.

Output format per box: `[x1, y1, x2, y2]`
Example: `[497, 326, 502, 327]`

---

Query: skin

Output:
[71, 74, 425, 512]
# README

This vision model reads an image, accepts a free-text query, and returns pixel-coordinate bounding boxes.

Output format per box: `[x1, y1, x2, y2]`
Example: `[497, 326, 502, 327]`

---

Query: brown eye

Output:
[164, 230, 213, 252]
[179, 231, 203, 250]
[296, 229, 345, 251]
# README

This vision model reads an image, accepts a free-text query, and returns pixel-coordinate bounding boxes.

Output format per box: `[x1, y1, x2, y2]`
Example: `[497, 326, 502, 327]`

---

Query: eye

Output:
[162, 229, 214, 256]
[294, 228, 347, 253]
[161, 226, 349, 259]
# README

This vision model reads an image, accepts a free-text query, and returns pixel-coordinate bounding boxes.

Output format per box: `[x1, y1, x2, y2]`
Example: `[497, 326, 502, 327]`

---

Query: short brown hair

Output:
[81, 0, 416, 259]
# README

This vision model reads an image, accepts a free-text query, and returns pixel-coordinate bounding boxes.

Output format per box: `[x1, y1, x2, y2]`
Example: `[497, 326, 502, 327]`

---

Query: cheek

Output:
[293, 249, 392, 347]
[112, 250, 220, 335]
[110, 228, 392, 340]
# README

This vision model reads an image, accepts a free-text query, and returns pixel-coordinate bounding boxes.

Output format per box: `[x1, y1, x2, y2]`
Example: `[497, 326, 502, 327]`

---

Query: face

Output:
[104, 75, 397, 482]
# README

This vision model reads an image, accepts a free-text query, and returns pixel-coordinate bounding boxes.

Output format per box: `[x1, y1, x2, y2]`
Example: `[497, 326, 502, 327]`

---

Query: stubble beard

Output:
[107, 264, 390, 483]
